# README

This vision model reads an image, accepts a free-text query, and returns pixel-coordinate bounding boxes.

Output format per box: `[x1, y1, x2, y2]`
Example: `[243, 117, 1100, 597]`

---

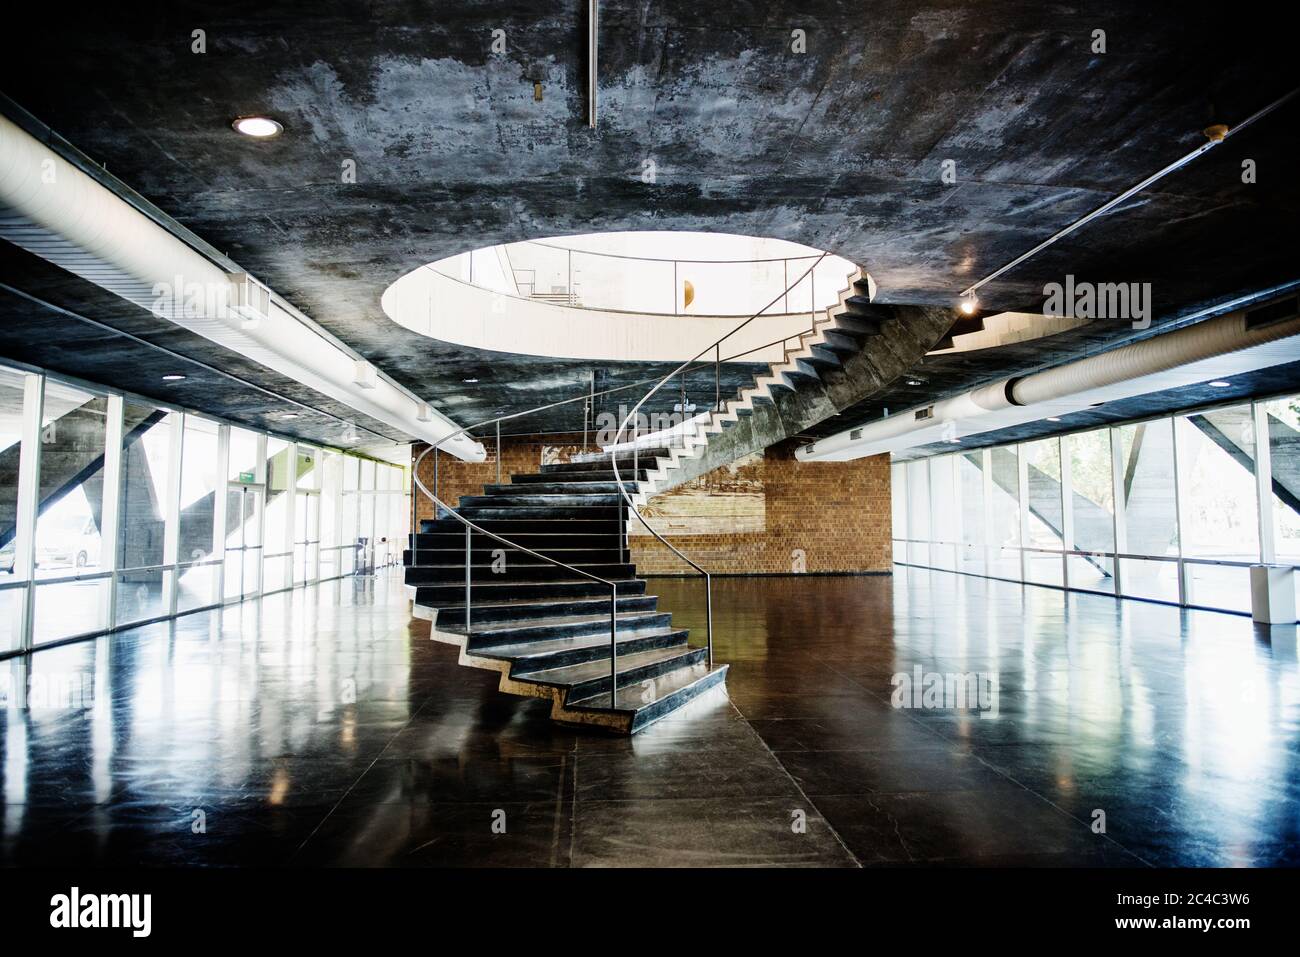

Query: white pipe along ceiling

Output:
[0, 112, 484, 461]
[797, 295, 1300, 462]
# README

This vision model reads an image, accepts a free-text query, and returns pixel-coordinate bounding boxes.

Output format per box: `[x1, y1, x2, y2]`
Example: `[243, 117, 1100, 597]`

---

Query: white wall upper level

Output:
[382, 260, 863, 364]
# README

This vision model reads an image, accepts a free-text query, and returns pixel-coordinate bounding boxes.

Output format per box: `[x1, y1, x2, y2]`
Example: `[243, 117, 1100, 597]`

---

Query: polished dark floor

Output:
[2, 568, 1298, 867]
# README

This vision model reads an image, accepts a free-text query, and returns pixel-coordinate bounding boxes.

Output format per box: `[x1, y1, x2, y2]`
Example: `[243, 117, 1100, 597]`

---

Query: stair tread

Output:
[429, 577, 641, 588]
[568, 663, 726, 711]
[520, 644, 701, 684]
[419, 593, 656, 612]
[459, 610, 664, 634]
[479, 626, 687, 663]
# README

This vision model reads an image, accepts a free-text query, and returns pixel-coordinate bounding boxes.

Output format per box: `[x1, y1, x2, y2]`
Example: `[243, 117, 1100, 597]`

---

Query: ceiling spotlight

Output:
[232, 116, 283, 138]
[162, 374, 186, 381]
[1209, 380, 1232, 388]
[958, 295, 978, 316]
[906, 379, 923, 387]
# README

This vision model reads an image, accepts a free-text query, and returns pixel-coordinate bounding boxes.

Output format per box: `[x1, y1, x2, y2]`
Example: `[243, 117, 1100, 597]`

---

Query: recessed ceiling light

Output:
[1209, 380, 1232, 388]
[1046, 416, 1061, 422]
[463, 378, 479, 383]
[280, 412, 300, 419]
[906, 379, 923, 387]
[232, 116, 283, 138]
[162, 374, 186, 381]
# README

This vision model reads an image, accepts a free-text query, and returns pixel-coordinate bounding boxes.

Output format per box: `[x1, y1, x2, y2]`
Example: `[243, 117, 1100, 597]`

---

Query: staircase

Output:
[405, 449, 727, 734]
[405, 265, 962, 734]
[577, 267, 962, 503]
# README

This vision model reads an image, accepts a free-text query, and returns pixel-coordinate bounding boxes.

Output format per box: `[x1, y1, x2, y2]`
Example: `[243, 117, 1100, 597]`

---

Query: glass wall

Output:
[892, 395, 1300, 620]
[31, 381, 111, 644]
[0, 358, 402, 658]
[0, 366, 35, 654]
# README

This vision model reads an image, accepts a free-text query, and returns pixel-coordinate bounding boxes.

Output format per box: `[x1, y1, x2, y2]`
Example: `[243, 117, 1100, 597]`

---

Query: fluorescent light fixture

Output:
[1046, 416, 1061, 422]
[1209, 380, 1232, 387]
[162, 374, 186, 381]
[463, 378, 479, 383]
[232, 116, 283, 138]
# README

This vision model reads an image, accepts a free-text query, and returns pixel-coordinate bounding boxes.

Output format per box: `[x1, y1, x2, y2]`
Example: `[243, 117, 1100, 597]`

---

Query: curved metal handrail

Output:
[411, 441, 626, 703]
[520, 239, 826, 265]
[423, 264, 834, 321]
[610, 252, 845, 670]
[408, 252, 852, 706]
[427, 240, 848, 318]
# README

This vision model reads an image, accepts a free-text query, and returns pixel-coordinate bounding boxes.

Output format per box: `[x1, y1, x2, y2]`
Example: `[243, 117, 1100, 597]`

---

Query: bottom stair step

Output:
[514, 644, 708, 700]
[561, 663, 730, 733]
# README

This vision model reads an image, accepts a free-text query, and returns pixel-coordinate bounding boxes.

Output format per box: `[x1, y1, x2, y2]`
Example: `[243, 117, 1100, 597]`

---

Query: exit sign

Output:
[238, 471, 256, 483]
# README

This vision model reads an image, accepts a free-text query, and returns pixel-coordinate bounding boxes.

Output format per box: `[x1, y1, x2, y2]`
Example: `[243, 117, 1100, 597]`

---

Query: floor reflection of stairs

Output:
[405, 449, 727, 734]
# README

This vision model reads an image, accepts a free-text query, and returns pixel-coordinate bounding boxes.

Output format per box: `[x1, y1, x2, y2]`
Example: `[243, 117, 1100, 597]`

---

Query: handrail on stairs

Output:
[611, 252, 836, 675]
[409, 250, 854, 709]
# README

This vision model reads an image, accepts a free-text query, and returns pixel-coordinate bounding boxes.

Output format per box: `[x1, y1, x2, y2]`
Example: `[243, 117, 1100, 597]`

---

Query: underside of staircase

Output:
[582, 267, 965, 502]
[404, 265, 962, 734]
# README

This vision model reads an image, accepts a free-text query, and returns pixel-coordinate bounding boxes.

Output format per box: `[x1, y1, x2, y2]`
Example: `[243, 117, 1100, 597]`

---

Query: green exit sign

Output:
[238, 471, 256, 484]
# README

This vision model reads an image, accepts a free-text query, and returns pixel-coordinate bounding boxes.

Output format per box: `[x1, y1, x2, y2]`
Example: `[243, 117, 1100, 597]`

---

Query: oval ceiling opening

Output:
[382, 231, 868, 363]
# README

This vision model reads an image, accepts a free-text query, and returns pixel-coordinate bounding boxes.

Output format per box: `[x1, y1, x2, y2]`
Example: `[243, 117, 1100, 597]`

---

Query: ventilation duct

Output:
[796, 297, 1300, 462]
[0, 111, 484, 461]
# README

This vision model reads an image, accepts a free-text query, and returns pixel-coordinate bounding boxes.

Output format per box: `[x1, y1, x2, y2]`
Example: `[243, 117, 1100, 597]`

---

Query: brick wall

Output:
[411, 433, 601, 525]
[411, 435, 892, 575]
[629, 439, 892, 575]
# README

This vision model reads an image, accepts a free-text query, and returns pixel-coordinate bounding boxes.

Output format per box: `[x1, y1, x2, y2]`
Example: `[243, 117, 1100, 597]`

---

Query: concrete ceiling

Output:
[0, 1, 1297, 444]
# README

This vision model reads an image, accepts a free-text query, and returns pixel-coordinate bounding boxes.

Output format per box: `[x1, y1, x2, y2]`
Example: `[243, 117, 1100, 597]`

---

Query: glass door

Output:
[224, 482, 263, 602]
[294, 490, 320, 584]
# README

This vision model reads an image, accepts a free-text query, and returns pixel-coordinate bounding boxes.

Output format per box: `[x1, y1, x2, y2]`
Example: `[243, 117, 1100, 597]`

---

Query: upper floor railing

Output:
[428, 238, 858, 318]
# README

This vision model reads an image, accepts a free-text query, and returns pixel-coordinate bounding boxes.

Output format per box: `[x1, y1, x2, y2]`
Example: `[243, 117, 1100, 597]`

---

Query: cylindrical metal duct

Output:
[797, 300, 1300, 461]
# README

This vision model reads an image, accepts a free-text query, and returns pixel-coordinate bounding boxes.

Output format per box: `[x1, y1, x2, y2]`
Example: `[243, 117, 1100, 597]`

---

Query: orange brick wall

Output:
[411, 435, 892, 575]
[629, 439, 892, 575]
[412, 434, 602, 524]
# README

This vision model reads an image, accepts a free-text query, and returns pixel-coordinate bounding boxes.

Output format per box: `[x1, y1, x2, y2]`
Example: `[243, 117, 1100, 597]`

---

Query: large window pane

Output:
[265, 438, 292, 581]
[1119, 556, 1180, 604]
[1186, 562, 1252, 614]
[0, 367, 31, 602]
[890, 462, 906, 543]
[988, 447, 1021, 580]
[1024, 439, 1064, 586]
[1261, 395, 1300, 563]
[1175, 409, 1259, 562]
[0, 585, 22, 654]
[33, 578, 111, 645]
[177, 415, 219, 611]
[119, 403, 172, 571]
[178, 415, 218, 561]
[1116, 418, 1179, 564]
[35, 382, 108, 579]
[957, 452, 986, 575]
[228, 426, 260, 483]
[929, 456, 957, 570]
[905, 459, 929, 565]
[1067, 429, 1115, 592]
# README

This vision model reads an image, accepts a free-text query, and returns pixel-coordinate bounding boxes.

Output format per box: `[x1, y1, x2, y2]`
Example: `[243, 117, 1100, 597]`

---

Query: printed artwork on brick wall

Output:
[630, 451, 766, 536]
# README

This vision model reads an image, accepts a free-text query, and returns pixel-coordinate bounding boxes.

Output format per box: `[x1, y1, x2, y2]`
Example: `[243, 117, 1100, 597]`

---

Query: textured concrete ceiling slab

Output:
[0, 1, 1297, 438]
